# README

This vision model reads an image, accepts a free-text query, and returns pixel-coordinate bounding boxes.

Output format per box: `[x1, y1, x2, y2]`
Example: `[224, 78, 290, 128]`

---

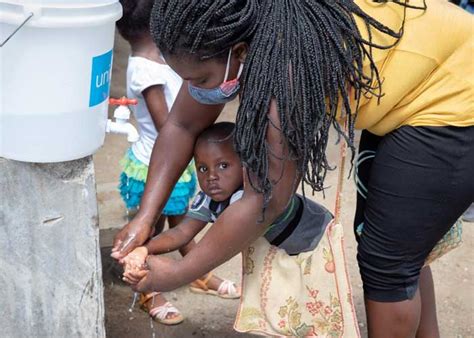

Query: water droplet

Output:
[128, 292, 138, 313]
[150, 294, 156, 338]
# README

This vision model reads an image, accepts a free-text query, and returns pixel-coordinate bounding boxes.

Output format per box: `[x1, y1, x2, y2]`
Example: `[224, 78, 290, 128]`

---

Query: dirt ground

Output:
[93, 34, 473, 337]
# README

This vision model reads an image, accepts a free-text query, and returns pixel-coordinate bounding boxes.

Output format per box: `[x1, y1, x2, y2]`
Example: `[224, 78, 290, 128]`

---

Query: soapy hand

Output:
[121, 246, 149, 285]
[122, 246, 148, 273]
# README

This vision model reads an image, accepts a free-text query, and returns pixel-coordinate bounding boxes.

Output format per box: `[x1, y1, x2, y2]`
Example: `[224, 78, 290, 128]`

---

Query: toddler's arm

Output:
[122, 217, 207, 285]
[145, 217, 207, 255]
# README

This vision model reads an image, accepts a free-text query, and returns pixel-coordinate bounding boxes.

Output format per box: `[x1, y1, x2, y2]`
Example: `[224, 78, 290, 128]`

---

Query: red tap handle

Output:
[109, 97, 138, 106]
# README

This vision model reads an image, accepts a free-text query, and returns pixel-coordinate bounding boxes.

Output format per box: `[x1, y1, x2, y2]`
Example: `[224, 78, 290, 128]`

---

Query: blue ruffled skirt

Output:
[119, 149, 196, 216]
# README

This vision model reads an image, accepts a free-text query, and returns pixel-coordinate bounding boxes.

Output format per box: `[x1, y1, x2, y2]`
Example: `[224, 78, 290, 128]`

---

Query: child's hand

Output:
[121, 246, 148, 274]
[123, 268, 149, 286]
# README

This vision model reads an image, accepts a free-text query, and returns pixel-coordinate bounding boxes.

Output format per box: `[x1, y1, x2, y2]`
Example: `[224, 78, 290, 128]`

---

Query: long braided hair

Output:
[151, 0, 426, 208]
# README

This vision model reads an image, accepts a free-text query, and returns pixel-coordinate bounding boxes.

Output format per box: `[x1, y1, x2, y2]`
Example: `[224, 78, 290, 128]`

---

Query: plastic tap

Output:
[106, 97, 140, 143]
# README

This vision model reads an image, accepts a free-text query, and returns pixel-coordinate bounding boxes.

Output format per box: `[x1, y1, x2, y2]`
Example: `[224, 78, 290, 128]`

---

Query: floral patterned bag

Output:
[234, 121, 360, 337]
[234, 221, 360, 337]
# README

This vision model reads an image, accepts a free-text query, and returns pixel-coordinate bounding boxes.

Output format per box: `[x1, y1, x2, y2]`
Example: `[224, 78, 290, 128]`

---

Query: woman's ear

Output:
[233, 42, 249, 63]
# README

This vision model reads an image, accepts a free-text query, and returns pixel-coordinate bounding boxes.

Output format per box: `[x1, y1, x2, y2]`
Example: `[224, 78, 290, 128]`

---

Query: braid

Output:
[151, 0, 425, 209]
[151, 0, 259, 59]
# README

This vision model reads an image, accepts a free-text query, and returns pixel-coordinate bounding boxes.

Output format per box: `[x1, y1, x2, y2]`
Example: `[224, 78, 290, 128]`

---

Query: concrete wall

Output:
[0, 157, 105, 338]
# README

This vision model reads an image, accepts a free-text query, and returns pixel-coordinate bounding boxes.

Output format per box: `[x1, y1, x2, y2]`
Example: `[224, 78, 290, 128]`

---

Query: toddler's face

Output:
[194, 141, 243, 202]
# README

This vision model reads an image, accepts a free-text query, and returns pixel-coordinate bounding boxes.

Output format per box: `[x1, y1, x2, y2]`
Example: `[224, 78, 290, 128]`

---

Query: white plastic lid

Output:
[0, 0, 122, 27]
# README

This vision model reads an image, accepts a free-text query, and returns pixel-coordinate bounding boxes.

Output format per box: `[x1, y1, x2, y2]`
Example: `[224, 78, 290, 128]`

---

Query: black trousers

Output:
[354, 125, 474, 302]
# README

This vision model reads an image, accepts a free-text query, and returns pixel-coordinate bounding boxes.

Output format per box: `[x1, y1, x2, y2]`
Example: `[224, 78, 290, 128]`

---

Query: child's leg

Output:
[139, 292, 183, 325]
[140, 216, 185, 325]
[416, 266, 440, 338]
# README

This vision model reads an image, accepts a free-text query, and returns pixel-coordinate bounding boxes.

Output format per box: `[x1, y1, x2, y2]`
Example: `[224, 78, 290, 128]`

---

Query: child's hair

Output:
[151, 0, 426, 208]
[196, 122, 236, 149]
[116, 0, 154, 41]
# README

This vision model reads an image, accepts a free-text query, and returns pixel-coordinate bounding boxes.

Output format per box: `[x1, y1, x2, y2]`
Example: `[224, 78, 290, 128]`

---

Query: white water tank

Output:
[0, 0, 122, 162]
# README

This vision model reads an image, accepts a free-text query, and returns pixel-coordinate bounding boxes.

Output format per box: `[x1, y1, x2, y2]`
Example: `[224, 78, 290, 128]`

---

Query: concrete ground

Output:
[93, 35, 473, 337]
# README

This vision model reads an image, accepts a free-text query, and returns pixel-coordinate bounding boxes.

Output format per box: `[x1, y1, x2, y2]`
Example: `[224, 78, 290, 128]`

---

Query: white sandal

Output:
[189, 273, 241, 299]
[139, 292, 184, 325]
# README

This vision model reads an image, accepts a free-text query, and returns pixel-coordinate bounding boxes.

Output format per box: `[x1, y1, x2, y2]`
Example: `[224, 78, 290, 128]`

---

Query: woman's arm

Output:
[145, 217, 207, 255]
[112, 83, 225, 258]
[134, 99, 300, 292]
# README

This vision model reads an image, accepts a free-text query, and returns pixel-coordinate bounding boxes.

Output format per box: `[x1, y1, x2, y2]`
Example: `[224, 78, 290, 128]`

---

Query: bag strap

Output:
[334, 117, 348, 224]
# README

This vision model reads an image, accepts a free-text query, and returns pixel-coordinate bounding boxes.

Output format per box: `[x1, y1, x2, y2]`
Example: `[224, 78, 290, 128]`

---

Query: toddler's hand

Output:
[123, 268, 149, 286]
[121, 246, 148, 274]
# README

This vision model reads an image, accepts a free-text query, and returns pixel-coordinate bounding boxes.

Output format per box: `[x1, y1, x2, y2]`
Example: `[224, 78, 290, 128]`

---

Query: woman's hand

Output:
[111, 220, 153, 260]
[130, 255, 180, 293]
